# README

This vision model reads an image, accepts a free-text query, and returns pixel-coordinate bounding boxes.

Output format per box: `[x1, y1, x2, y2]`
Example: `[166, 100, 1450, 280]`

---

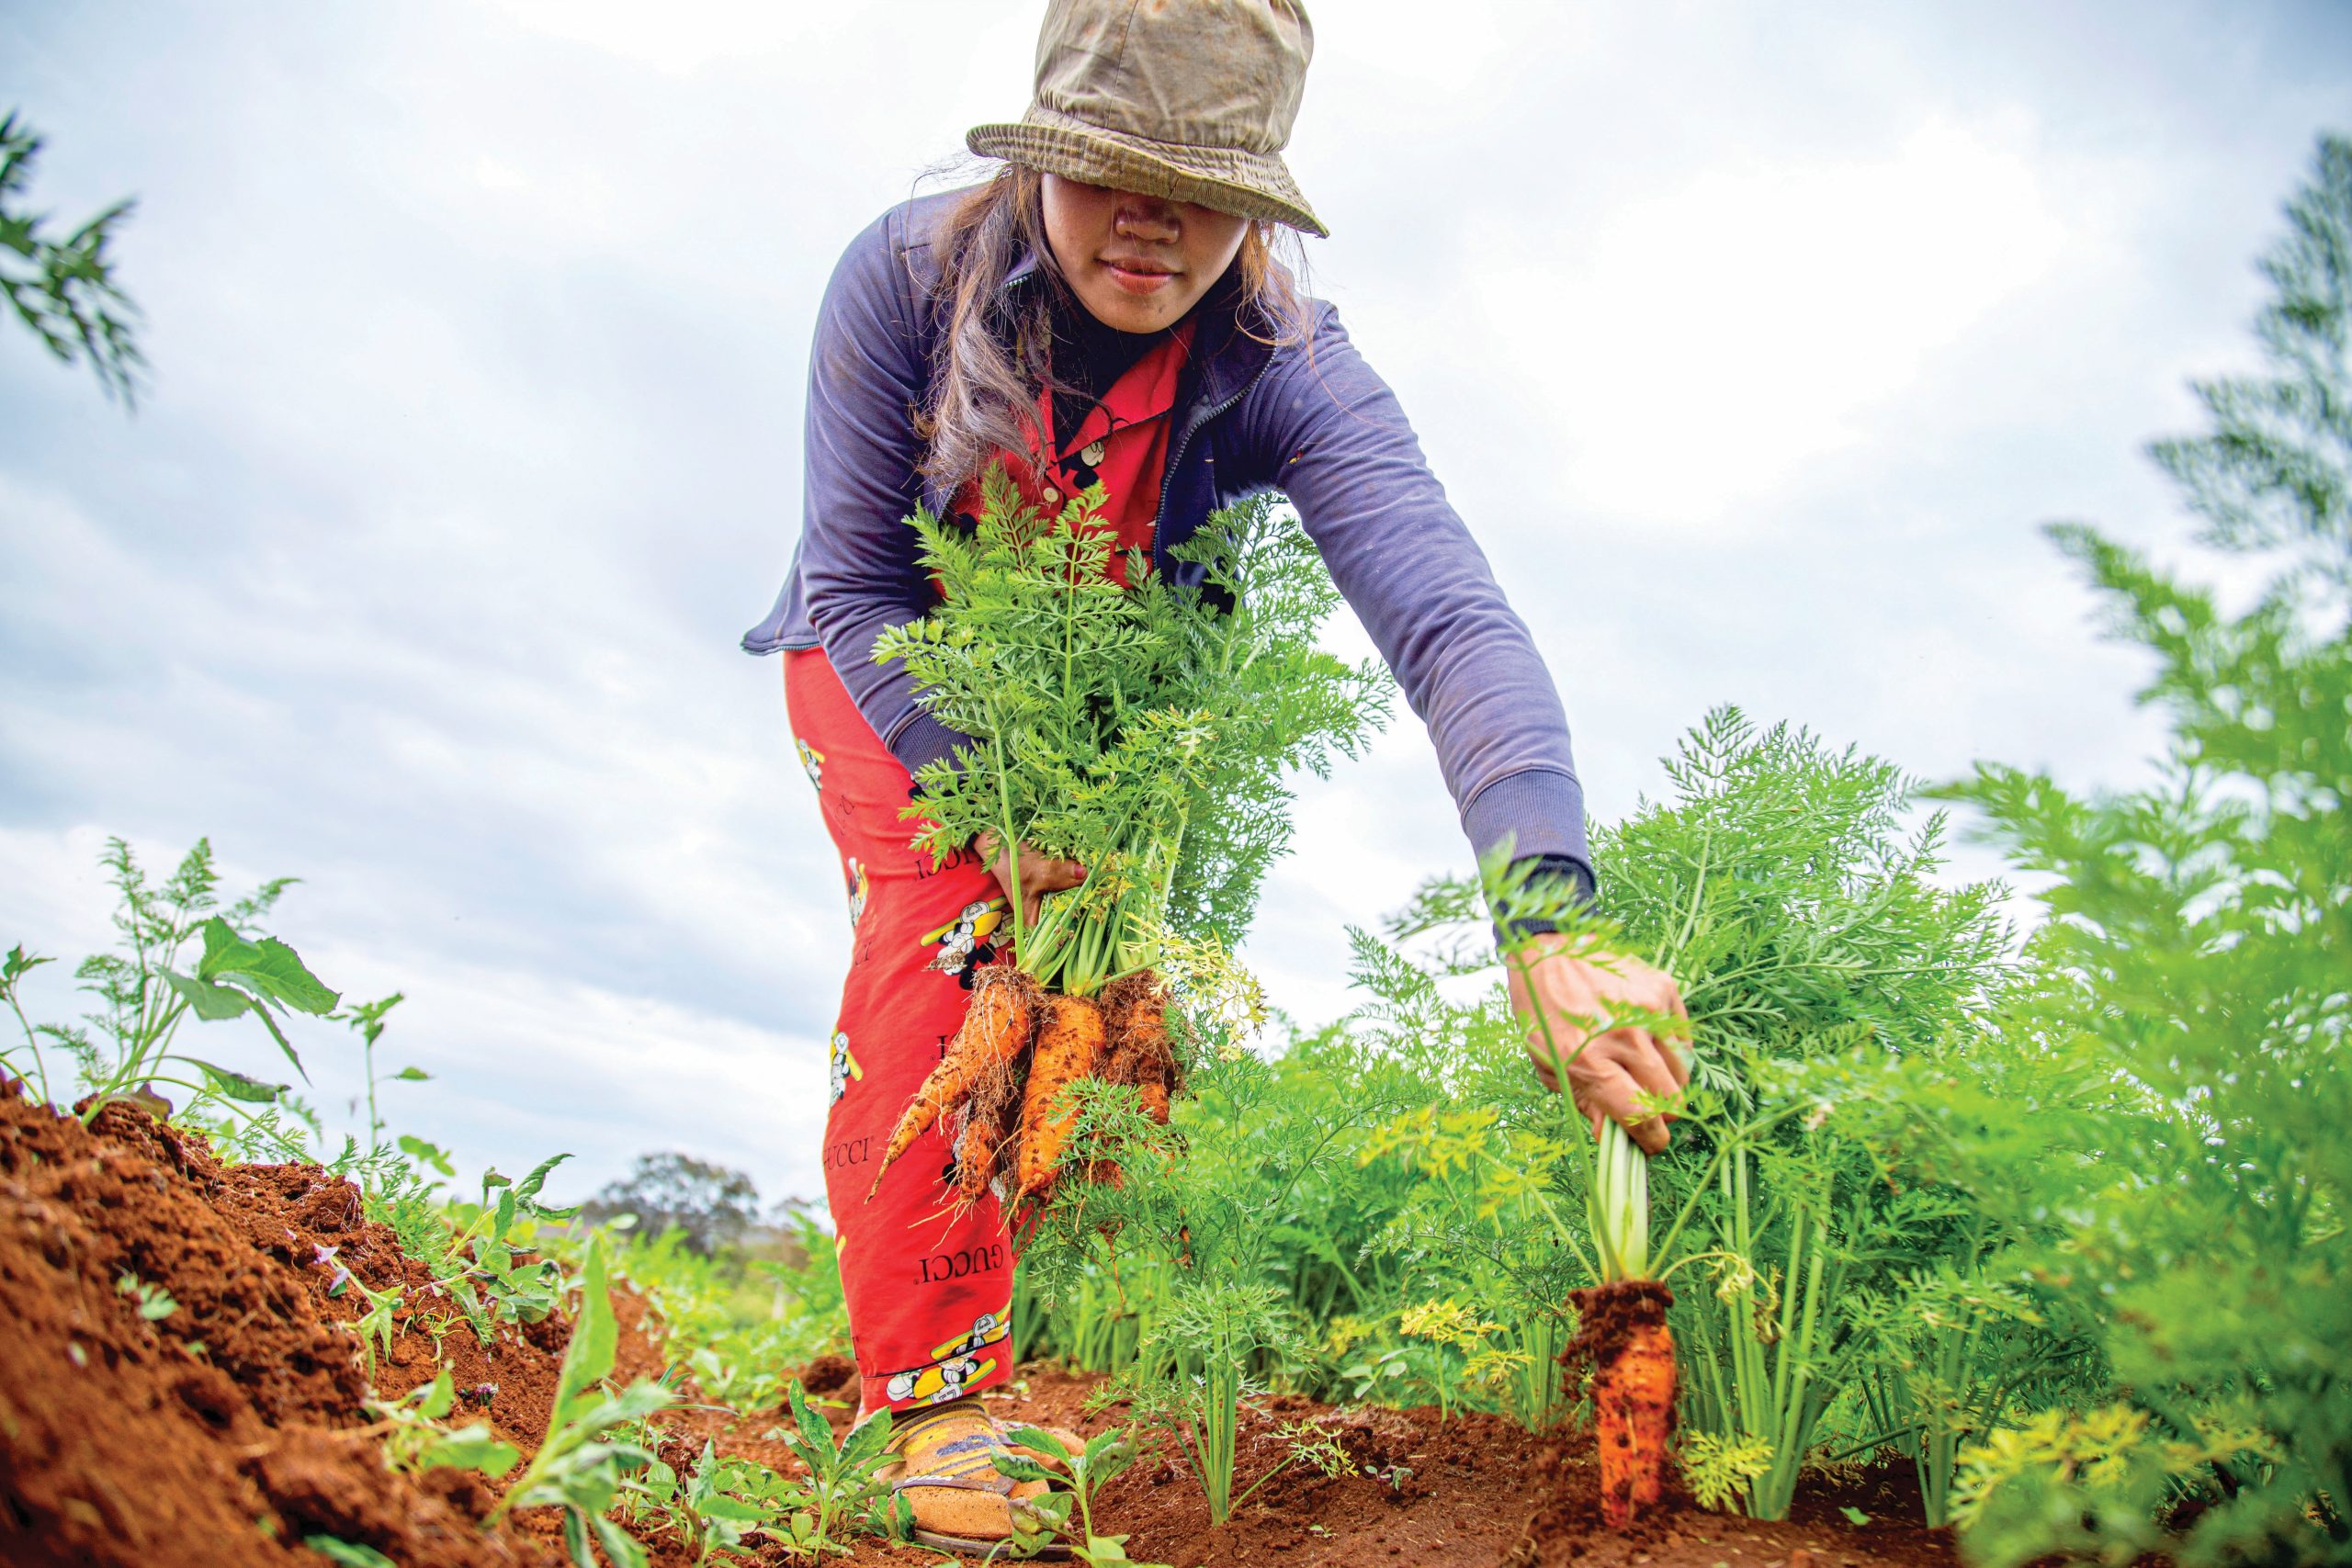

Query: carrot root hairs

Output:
[868, 964, 1039, 1201]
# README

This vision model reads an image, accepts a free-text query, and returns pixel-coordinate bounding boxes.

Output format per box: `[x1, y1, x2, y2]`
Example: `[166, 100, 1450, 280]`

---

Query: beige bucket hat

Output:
[967, 0, 1328, 238]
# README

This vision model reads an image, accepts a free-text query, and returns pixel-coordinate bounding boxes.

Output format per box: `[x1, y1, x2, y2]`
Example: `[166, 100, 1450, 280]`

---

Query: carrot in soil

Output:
[1566, 1280, 1678, 1529]
[1013, 992, 1108, 1206]
[868, 965, 1039, 1200]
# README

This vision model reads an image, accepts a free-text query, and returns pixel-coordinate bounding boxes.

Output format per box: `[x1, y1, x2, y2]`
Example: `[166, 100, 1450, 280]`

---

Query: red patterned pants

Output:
[783, 649, 1017, 1416]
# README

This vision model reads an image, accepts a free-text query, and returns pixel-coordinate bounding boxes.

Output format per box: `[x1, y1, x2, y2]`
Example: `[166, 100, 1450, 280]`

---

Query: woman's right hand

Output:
[973, 831, 1086, 927]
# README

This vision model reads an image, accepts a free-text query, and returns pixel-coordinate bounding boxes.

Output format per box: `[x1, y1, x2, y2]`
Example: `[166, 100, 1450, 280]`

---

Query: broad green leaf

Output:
[182, 1056, 287, 1104]
[165, 965, 311, 1081]
[588, 1514, 646, 1568]
[397, 1134, 454, 1177]
[993, 1451, 1054, 1484]
[560, 1509, 593, 1568]
[417, 1371, 456, 1420]
[424, 1430, 519, 1478]
[560, 1460, 622, 1515]
[513, 1151, 572, 1204]
[607, 1384, 675, 1423]
[1083, 1429, 1138, 1484]
[786, 1380, 833, 1460]
[194, 917, 338, 1014]
[162, 969, 254, 1022]
[698, 1495, 767, 1523]
[1006, 1423, 1069, 1461]
[839, 1408, 893, 1466]
[550, 1243, 617, 1426]
[392, 1066, 430, 1081]
[1012, 1491, 1071, 1539]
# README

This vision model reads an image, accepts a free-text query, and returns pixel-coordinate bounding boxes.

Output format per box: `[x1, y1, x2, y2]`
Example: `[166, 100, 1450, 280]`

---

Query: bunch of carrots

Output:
[864, 471, 1385, 1229]
[866, 964, 1181, 1218]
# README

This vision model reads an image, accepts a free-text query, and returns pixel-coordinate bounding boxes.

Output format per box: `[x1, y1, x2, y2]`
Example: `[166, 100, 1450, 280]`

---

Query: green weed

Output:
[483, 1241, 676, 1568]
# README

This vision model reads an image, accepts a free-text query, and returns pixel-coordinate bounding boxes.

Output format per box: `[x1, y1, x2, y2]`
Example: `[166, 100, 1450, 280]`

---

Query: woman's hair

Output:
[917, 164, 1309, 493]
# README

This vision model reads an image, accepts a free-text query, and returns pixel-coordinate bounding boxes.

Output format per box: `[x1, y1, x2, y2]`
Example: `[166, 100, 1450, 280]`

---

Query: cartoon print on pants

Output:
[843, 856, 869, 931]
[882, 1313, 1009, 1406]
[829, 1031, 863, 1106]
[797, 739, 825, 789]
[922, 897, 1006, 988]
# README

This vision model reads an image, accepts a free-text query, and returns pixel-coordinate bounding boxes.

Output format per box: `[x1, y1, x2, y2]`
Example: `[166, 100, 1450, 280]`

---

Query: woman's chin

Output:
[1075, 276, 1182, 333]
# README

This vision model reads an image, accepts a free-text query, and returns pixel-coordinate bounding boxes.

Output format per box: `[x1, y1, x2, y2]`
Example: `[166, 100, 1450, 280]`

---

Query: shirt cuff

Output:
[1493, 852, 1599, 947]
[1461, 767, 1592, 867]
[887, 711, 969, 783]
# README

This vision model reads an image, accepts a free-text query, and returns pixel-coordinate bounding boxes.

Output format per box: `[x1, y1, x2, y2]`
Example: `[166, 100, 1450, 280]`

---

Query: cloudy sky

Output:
[3, 2, 2346, 1210]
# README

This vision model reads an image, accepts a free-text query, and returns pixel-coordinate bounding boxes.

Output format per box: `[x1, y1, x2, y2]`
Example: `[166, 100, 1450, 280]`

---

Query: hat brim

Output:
[967, 105, 1328, 239]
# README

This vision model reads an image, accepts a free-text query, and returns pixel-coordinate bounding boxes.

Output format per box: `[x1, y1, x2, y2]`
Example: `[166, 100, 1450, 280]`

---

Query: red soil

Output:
[824, 1369, 1955, 1568]
[0, 1081, 561, 1567]
[0, 1079, 1957, 1568]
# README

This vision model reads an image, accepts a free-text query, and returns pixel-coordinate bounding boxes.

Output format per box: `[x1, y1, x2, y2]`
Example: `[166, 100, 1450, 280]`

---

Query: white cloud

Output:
[1476, 116, 2078, 527]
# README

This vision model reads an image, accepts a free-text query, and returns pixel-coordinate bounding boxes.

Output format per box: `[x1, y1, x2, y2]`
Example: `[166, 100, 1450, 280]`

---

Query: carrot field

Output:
[2, 73, 2347, 1568]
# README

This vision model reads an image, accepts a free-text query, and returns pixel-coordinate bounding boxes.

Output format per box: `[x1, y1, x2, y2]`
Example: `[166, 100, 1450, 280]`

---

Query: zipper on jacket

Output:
[1149, 354, 1277, 567]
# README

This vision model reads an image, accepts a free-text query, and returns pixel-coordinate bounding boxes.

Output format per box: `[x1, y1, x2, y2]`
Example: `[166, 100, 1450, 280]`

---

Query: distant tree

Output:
[1, 110, 143, 406]
[580, 1152, 763, 1256]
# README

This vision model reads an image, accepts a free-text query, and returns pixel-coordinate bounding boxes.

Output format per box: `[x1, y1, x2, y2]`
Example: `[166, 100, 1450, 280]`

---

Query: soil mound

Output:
[0, 1081, 565, 1567]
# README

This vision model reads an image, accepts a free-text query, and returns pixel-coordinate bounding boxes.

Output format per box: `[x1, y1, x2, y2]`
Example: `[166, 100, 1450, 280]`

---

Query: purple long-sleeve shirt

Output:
[742, 191, 1591, 878]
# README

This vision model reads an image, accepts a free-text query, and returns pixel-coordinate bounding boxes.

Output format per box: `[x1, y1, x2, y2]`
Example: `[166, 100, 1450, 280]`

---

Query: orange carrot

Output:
[1013, 992, 1107, 1205]
[1569, 1280, 1677, 1529]
[1100, 969, 1178, 1123]
[869, 965, 1037, 1200]
[1100, 971, 1166, 1059]
[1598, 1315, 1675, 1526]
[955, 1111, 991, 1202]
[956, 1079, 1022, 1203]
[1071, 972, 1178, 1193]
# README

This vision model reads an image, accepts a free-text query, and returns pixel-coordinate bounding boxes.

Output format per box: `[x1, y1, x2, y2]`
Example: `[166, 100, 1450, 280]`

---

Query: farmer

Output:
[741, 0, 1690, 1551]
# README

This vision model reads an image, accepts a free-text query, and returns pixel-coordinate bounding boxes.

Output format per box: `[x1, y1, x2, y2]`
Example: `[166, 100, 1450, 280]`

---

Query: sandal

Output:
[876, 1398, 1082, 1558]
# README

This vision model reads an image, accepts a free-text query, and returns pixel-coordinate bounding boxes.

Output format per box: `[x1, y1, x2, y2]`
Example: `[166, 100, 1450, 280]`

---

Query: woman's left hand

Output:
[1507, 933, 1691, 1154]
[973, 830, 1087, 928]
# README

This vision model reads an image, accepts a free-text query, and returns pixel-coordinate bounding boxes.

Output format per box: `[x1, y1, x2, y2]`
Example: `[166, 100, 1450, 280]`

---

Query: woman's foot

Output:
[876, 1397, 1075, 1556]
